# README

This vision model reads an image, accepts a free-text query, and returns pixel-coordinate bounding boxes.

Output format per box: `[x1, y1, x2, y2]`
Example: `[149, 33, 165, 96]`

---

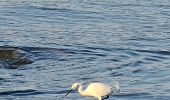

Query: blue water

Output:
[0, 0, 170, 100]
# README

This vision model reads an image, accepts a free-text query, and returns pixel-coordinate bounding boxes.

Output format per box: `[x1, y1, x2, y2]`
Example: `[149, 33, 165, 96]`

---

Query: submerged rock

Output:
[10, 57, 33, 65]
[0, 46, 33, 69]
[0, 48, 18, 60]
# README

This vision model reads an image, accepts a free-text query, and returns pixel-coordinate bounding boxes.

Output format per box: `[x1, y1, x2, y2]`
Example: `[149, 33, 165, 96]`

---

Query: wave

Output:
[30, 4, 73, 12]
[0, 89, 36, 95]
[1, 45, 169, 69]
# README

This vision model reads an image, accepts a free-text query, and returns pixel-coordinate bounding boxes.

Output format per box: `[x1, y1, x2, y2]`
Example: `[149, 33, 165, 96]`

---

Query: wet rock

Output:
[0, 49, 18, 60]
[0, 46, 33, 69]
[10, 57, 33, 65]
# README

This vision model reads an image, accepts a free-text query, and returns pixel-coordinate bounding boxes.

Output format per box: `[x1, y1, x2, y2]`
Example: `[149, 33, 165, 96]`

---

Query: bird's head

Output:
[71, 82, 80, 90]
[64, 83, 81, 97]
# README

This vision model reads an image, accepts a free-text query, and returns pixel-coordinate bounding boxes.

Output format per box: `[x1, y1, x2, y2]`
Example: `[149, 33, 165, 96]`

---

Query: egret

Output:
[64, 81, 120, 100]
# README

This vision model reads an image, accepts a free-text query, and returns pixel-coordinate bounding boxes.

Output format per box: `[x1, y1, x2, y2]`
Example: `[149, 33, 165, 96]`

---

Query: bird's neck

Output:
[78, 84, 88, 96]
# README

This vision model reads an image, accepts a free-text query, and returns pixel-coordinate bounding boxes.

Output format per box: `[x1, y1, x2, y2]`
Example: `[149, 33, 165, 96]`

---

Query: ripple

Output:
[1, 0, 170, 99]
[120, 60, 147, 67]
[131, 68, 143, 73]
[0, 87, 36, 95]
[109, 72, 124, 76]
[115, 90, 150, 97]
[144, 57, 160, 62]
[33, 6, 71, 11]
[136, 49, 170, 55]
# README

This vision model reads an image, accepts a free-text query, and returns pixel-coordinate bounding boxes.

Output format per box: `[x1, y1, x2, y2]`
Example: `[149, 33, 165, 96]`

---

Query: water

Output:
[0, 0, 170, 100]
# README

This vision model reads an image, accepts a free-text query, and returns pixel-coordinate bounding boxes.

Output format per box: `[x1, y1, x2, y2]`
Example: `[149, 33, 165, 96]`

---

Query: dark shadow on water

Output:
[135, 49, 170, 55]
[0, 89, 36, 95]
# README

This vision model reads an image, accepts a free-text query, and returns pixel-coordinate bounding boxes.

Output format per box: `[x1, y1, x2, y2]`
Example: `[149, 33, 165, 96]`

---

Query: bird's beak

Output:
[65, 89, 73, 97]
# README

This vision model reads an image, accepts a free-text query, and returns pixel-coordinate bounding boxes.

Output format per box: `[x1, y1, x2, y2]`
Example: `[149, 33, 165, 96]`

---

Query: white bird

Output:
[64, 81, 120, 100]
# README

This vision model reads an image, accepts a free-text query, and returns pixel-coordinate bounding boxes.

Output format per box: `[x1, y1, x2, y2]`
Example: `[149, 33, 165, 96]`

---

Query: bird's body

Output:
[65, 81, 120, 100]
[82, 82, 112, 98]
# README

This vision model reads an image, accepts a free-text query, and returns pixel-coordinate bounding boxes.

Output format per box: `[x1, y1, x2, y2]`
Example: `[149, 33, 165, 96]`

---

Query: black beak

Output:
[65, 89, 73, 97]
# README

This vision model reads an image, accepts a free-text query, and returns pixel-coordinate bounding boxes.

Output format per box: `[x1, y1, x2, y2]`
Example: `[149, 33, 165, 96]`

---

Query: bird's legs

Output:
[102, 96, 109, 100]
[98, 97, 102, 100]
[98, 95, 109, 100]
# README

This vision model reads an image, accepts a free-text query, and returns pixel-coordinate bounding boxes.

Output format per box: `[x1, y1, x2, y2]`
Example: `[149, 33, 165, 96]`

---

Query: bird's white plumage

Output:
[84, 82, 112, 97]
[65, 81, 120, 100]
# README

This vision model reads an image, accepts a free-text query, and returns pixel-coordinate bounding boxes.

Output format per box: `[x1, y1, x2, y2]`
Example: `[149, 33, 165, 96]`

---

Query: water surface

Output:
[0, 0, 170, 100]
